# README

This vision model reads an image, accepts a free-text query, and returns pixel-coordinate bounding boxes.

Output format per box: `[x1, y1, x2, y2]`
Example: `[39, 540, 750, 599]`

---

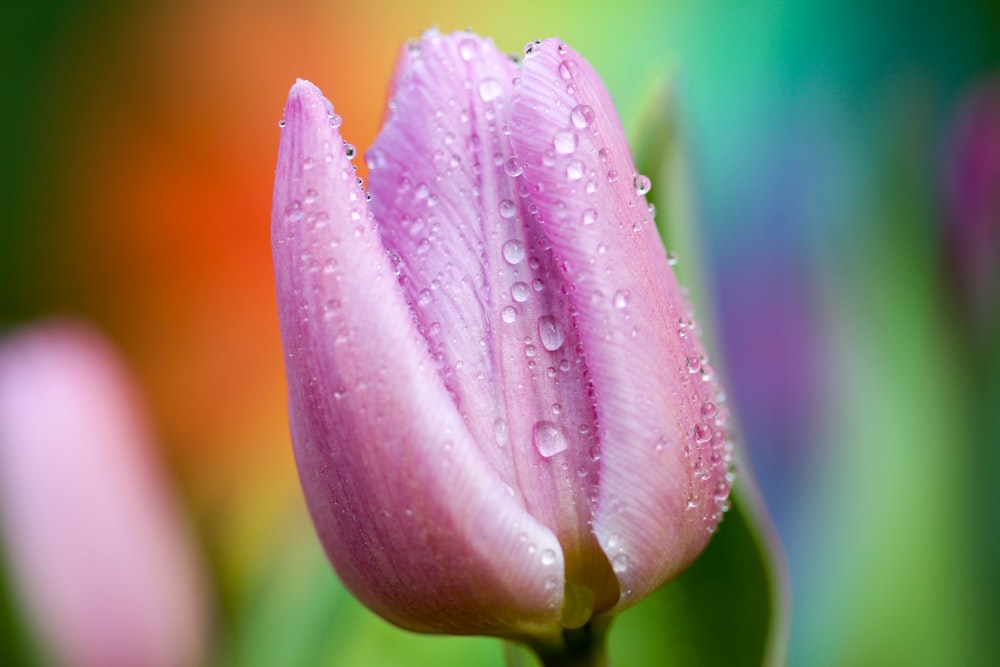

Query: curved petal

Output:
[272, 80, 564, 634]
[367, 31, 618, 620]
[511, 40, 732, 609]
[0, 321, 209, 667]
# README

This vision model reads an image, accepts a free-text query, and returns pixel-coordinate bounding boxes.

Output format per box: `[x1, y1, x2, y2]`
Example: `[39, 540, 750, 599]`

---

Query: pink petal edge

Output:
[272, 79, 565, 635]
[511, 39, 732, 609]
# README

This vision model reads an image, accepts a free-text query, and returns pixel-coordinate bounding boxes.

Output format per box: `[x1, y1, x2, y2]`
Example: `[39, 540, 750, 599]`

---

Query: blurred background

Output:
[1, 0, 998, 664]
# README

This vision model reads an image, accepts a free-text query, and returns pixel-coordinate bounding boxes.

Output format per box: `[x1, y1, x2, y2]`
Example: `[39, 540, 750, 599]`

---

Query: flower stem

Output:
[506, 618, 612, 667]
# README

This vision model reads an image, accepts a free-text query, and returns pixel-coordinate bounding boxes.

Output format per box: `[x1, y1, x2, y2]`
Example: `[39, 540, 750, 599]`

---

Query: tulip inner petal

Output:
[368, 31, 620, 618]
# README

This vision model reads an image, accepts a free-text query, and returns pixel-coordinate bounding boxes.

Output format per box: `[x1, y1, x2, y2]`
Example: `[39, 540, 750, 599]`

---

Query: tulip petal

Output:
[0, 322, 209, 667]
[272, 80, 565, 634]
[367, 31, 619, 619]
[511, 40, 732, 609]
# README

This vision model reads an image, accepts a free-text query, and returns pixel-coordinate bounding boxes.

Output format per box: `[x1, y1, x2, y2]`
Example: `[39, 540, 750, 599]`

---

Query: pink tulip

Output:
[0, 322, 210, 667]
[272, 30, 732, 643]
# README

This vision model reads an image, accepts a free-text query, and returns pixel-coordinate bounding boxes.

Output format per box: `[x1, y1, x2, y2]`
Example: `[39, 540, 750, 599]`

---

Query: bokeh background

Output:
[2, 0, 998, 664]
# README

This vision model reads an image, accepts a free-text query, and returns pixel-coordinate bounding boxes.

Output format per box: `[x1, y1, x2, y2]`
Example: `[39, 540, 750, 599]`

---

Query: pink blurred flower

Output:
[0, 321, 211, 667]
[272, 30, 731, 640]
[943, 77, 1000, 329]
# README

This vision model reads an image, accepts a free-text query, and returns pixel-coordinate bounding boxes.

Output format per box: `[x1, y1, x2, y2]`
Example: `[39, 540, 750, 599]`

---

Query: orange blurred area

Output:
[1, 0, 606, 587]
[57, 2, 395, 505]
[24, 1, 411, 569]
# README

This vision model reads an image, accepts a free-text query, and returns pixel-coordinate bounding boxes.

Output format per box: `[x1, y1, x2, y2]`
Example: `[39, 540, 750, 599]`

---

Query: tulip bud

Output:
[272, 30, 732, 644]
[0, 321, 210, 667]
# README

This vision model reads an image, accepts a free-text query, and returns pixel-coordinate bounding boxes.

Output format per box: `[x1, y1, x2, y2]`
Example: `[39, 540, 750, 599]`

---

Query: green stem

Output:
[505, 618, 612, 667]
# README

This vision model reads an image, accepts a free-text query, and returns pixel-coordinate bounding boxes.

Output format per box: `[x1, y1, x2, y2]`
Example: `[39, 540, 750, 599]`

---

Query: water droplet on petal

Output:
[459, 38, 478, 61]
[613, 290, 629, 309]
[566, 160, 584, 180]
[581, 208, 597, 226]
[633, 173, 651, 195]
[502, 239, 525, 264]
[694, 423, 713, 443]
[479, 78, 502, 102]
[540, 549, 557, 566]
[494, 418, 508, 446]
[499, 199, 517, 218]
[612, 554, 630, 573]
[511, 281, 530, 302]
[570, 104, 595, 129]
[538, 316, 565, 351]
[533, 421, 568, 457]
[501, 306, 518, 323]
[553, 130, 578, 155]
[686, 356, 702, 373]
[504, 156, 523, 177]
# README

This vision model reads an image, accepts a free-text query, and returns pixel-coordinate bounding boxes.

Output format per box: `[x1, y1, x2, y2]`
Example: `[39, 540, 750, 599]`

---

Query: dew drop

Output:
[499, 199, 517, 219]
[581, 208, 597, 226]
[494, 418, 508, 446]
[504, 156, 523, 177]
[501, 305, 518, 323]
[558, 60, 575, 81]
[459, 38, 478, 61]
[566, 160, 585, 180]
[570, 104, 595, 129]
[700, 401, 717, 418]
[553, 130, 578, 155]
[667, 251, 678, 266]
[533, 421, 568, 457]
[612, 554, 630, 573]
[417, 289, 434, 306]
[278, 119, 286, 128]
[633, 174, 651, 195]
[511, 281, 530, 303]
[540, 549, 557, 566]
[344, 143, 357, 159]
[479, 78, 502, 102]
[502, 239, 525, 264]
[694, 423, 713, 443]
[538, 316, 565, 351]
[613, 290, 629, 309]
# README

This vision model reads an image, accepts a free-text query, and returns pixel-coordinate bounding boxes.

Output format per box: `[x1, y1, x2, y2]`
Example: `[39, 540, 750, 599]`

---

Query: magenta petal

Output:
[272, 80, 564, 634]
[511, 40, 732, 609]
[0, 322, 209, 667]
[367, 32, 619, 617]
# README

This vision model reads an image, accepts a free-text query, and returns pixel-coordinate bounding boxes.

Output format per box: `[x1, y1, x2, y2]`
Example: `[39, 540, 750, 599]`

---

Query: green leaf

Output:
[609, 484, 788, 666]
